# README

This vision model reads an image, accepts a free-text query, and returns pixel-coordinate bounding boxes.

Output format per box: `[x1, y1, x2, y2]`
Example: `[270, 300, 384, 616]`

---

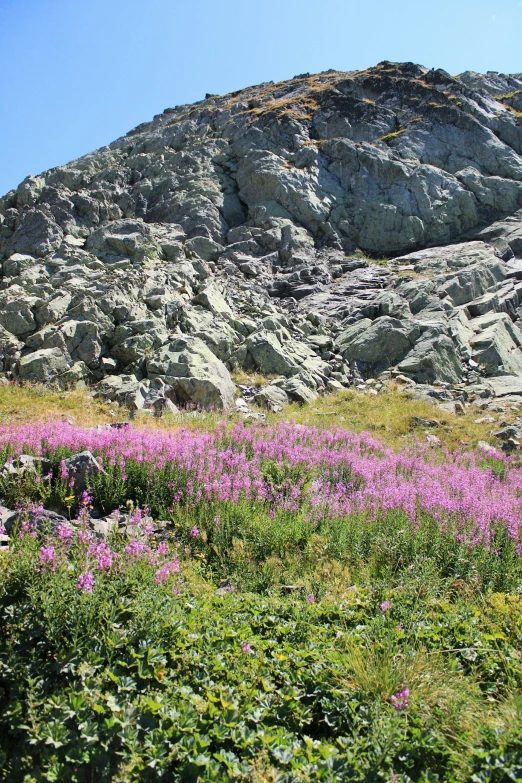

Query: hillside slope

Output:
[1, 61, 522, 411]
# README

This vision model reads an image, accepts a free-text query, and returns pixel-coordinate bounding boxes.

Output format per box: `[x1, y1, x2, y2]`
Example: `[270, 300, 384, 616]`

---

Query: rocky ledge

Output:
[1, 61, 522, 411]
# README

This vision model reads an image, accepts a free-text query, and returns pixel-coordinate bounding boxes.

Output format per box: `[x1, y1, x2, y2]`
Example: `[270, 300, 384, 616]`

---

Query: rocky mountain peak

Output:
[1, 62, 522, 412]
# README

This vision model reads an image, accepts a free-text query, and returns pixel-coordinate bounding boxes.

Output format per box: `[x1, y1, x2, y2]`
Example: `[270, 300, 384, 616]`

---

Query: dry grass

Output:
[0, 383, 114, 428]
[379, 128, 408, 143]
[496, 90, 522, 102]
[0, 381, 509, 453]
[230, 369, 280, 388]
[282, 386, 500, 451]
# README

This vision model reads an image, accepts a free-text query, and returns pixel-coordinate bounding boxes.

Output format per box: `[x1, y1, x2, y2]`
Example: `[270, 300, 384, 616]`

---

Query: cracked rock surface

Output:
[2, 61, 522, 409]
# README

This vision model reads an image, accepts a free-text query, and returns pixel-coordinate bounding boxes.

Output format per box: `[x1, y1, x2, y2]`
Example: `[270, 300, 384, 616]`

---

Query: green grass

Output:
[1, 523, 522, 782]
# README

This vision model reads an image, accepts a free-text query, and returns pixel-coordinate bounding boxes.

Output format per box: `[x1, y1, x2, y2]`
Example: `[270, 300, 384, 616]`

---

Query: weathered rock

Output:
[9, 209, 63, 257]
[0, 506, 17, 533]
[494, 425, 522, 441]
[244, 327, 328, 385]
[95, 374, 148, 409]
[63, 451, 104, 494]
[18, 347, 71, 383]
[1, 454, 51, 479]
[254, 385, 289, 411]
[147, 336, 235, 410]
[193, 284, 234, 319]
[2, 507, 68, 535]
[279, 376, 318, 403]
[42, 320, 104, 369]
[3, 63, 522, 403]
[469, 315, 522, 376]
[143, 395, 179, 416]
[0, 292, 37, 336]
[85, 219, 161, 262]
[35, 292, 72, 327]
[185, 236, 223, 261]
[58, 361, 90, 388]
[398, 333, 463, 384]
[337, 317, 421, 368]
[180, 307, 238, 362]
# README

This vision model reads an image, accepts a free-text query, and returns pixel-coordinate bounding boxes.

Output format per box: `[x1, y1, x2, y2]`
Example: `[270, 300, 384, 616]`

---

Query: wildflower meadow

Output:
[1, 416, 522, 781]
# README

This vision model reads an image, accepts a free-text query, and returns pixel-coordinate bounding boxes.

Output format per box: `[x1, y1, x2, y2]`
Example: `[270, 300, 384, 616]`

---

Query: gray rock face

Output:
[63, 451, 104, 494]
[398, 334, 463, 384]
[338, 317, 421, 366]
[18, 348, 70, 383]
[2, 62, 522, 404]
[254, 385, 289, 411]
[147, 335, 236, 410]
[2, 508, 68, 535]
[9, 209, 63, 257]
[95, 374, 149, 409]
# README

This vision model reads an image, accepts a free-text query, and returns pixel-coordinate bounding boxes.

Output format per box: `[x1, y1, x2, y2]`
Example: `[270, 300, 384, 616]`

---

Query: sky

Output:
[1, 0, 521, 196]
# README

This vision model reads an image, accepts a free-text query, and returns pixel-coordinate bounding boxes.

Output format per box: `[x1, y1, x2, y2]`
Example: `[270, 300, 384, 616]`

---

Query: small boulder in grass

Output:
[411, 416, 437, 428]
[1, 454, 51, 478]
[280, 585, 305, 595]
[494, 425, 522, 441]
[63, 451, 105, 494]
[2, 508, 68, 535]
[0, 506, 18, 533]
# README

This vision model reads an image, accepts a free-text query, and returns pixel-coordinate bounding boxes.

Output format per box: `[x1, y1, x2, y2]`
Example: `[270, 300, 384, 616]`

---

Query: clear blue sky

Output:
[1, 0, 521, 196]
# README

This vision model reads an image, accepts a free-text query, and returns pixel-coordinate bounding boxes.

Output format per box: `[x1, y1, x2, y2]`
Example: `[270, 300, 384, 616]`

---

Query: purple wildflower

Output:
[89, 542, 114, 570]
[38, 545, 56, 570]
[78, 528, 92, 543]
[77, 572, 94, 593]
[57, 522, 73, 542]
[124, 540, 148, 559]
[154, 560, 180, 584]
[390, 688, 410, 711]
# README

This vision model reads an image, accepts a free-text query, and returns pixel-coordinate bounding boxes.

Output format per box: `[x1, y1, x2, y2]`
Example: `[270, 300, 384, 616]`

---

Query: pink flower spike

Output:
[380, 600, 392, 612]
[390, 688, 410, 711]
[190, 525, 200, 538]
[77, 572, 94, 593]
[38, 545, 56, 570]
[306, 594, 315, 604]
[57, 522, 73, 542]
[241, 642, 252, 654]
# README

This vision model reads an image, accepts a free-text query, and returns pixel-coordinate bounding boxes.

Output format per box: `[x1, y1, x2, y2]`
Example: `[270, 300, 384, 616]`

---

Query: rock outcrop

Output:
[1, 61, 522, 408]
